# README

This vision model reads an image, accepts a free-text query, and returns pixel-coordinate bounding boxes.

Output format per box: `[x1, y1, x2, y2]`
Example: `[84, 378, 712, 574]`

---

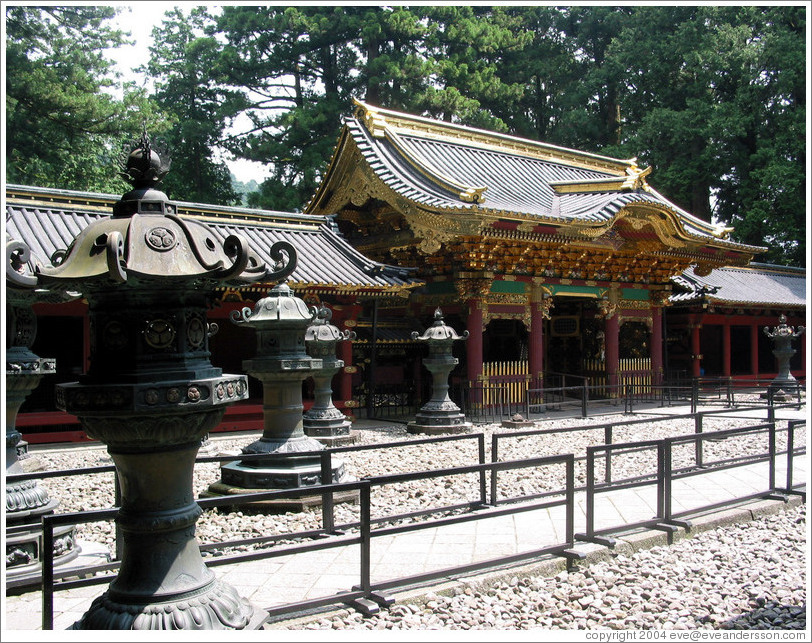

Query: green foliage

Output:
[8, 6, 804, 266]
[5, 5, 160, 193]
[603, 5, 805, 265]
[142, 7, 242, 204]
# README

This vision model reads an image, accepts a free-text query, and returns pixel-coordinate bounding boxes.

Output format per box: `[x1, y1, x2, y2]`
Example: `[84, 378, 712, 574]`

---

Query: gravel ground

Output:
[20, 404, 808, 631]
[29, 407, 805, 554]
[291, 505, 807, 631]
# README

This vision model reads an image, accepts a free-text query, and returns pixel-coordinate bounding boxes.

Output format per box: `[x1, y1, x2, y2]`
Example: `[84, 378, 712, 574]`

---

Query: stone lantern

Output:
[303, 304, 356, 446]
[5, 237, 79, 581]
[407, 308, 472, 435]
[205, 284, 350, 509]
[35, 131, 292, 630]
[763, 315, 805, 401]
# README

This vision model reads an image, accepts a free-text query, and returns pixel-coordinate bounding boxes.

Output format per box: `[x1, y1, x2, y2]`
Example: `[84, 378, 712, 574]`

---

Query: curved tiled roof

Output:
[5, 185, 420, 295]
[671, 263, 806, 308]
[310, 100, 763, 258]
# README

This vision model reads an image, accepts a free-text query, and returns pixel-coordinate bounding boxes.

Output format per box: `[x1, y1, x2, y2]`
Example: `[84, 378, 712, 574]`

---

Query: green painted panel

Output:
[491, 280, 526, 294]
[622, 288, 650, 301]
[425, 281, 457, 294]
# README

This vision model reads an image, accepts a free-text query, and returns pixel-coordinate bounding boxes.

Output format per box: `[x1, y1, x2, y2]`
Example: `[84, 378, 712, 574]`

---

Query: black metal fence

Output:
[9, 401, 806, 629]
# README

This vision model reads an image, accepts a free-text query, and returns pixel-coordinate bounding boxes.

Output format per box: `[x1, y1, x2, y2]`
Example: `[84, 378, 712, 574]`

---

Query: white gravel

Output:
[292, 505, 806, 631]
[22, 404, 808, 631]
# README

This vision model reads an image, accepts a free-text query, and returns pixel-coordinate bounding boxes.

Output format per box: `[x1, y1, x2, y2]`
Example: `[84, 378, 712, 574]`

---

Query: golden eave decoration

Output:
[306, 99, 764, 274]
[550, 162, 653, 194]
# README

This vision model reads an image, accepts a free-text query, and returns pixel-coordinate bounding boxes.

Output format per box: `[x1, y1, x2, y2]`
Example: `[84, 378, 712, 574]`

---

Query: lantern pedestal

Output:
[204, 286, 354, 511]
[761, 315, 805, 401]
[34, 133, 293, 629]
[407, 309, 472, 435]
[6, 242, 80, 584]
[5, 348, 80, 582]
[303, 306, 357, 446]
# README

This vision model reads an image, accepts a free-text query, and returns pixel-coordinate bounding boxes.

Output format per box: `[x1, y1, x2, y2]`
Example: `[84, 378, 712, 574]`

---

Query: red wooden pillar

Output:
[650, 306, 663, 385]
[529, 285, 547, 386]
[466, 298, 484, 385]
[722, 320, 731, 377]
[605, 313, 619, 392]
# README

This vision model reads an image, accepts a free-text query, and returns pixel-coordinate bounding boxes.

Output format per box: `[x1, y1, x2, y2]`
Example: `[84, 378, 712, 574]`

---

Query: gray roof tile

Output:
[671, 263, 806, 307]
[6, 189, 419, 294]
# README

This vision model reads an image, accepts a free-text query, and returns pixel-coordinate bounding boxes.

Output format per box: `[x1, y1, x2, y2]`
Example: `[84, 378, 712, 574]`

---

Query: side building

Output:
[6, 184, 422, 443]
[668, 262, 806, 382]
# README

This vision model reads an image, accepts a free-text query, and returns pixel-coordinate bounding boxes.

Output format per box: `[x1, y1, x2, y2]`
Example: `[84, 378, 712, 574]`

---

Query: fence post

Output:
[477, 433, 487, 506]
[359, 482, 371, 595]
[565, 455, 575, 546]
[41, 515, 55, 630]
[691, 379, 699, 414]
[584, 448, 596, 539]
[490, 434, 499, 506]
[603, 425, 613, 483]
[321, 451, 335, 534]
[694, 413, 704, 468]
[767, 387, 775, 424]
[768, 421, 776, 493]
[786, 421, 796, 493]
[657, 441, 671, 523]
[581, 385, 588, 418]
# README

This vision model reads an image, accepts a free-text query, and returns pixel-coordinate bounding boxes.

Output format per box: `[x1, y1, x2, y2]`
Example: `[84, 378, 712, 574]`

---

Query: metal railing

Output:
[21, 399, 806, 629]
[575, 419, 804, 547]
[37, 449, 579, 629]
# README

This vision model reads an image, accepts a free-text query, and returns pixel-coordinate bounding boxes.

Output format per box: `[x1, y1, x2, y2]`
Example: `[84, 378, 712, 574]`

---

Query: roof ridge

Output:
[352, 98, 635, 175]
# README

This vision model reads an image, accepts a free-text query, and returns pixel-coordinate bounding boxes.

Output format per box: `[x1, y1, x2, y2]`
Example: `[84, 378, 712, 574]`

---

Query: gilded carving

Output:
[485, 293, 528, 306]
[484, 309, 531, 330]
[455, 276, 492, 301]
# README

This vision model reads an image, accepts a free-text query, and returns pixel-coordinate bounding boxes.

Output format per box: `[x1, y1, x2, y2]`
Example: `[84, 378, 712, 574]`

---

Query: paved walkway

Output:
[3, 404, 807, 631]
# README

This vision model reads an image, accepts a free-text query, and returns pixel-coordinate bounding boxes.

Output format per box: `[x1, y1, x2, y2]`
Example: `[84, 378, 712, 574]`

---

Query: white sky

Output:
[107, 2, 270, 184]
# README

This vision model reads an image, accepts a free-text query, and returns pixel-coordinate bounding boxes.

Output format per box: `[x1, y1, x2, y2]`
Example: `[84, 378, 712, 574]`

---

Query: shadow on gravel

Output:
[720, 601, 806, 630]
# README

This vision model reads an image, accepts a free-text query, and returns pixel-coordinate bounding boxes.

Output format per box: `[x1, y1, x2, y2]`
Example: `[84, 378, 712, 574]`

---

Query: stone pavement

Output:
[2, 403, 807, 632]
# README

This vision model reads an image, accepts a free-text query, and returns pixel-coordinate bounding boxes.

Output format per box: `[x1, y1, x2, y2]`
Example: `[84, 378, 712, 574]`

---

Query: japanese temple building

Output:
[305, 99, 779, 394]
[5, 101, 806, 442]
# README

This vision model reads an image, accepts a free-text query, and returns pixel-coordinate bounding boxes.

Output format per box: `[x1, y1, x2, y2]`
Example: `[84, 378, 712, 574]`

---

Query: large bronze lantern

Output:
[408, 308, 472, 434]
[763, 315, 805, 401]
[5, 237, 79, 581]
[303, 304, 356, 446]
[35, 132, 294, 629]
[206, 284, 349, 508]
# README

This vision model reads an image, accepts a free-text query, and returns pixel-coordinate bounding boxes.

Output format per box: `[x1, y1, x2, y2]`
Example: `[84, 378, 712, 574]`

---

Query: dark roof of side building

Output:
[670, 262, 806, 308]
[5, 184, 421, 298]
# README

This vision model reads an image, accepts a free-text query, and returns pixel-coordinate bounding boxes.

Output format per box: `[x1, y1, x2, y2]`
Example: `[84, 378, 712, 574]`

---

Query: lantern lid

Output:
[411, 308, 469, 342]
[231, 283, 314, 327]
[35, 130, 296, 290]
[305, 305, 343, 343]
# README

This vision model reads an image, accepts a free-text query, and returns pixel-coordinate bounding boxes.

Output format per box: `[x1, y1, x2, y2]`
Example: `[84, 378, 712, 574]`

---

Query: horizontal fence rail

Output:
[19, 398, 806, 629]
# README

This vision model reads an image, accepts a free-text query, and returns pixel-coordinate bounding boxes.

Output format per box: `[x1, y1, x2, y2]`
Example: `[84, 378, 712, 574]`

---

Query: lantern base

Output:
[203, 458, 357, 511]
[70, 577, 267, 630]
[5, 523, 80, 583]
